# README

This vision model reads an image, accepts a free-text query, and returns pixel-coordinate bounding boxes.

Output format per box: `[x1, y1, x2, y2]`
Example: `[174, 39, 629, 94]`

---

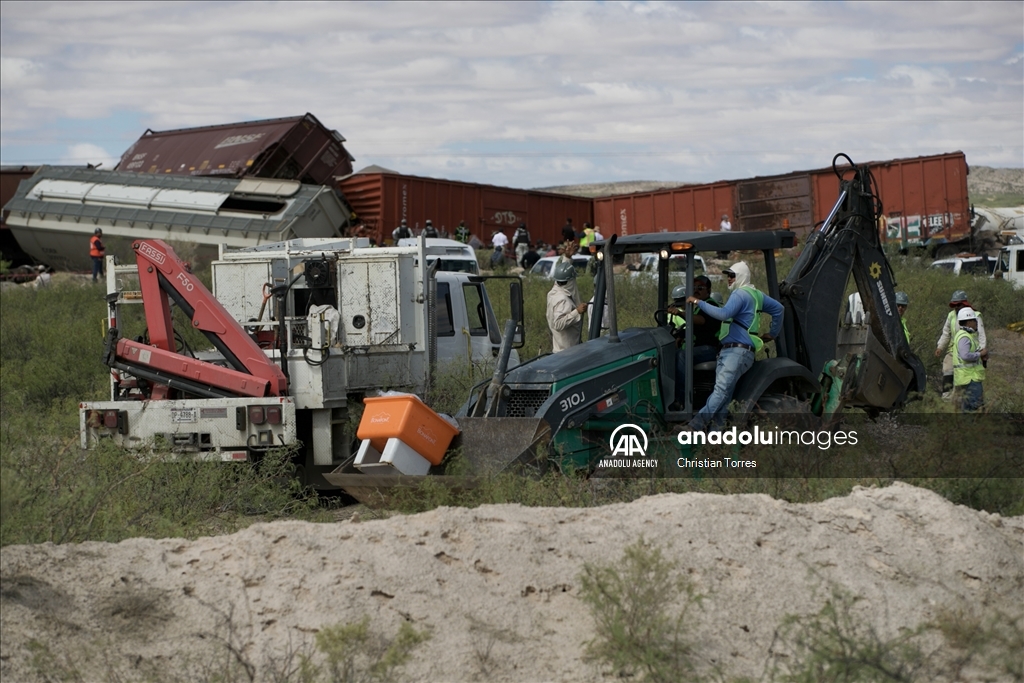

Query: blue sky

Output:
[1, 1, 1021, 189]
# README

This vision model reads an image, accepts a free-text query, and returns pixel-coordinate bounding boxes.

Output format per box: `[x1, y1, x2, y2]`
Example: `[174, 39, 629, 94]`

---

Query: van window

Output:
[435, 258, 479, 274]
[961, 259, 990, 276]
[435, 283, 455, 337]
[462, 283, 488, 336]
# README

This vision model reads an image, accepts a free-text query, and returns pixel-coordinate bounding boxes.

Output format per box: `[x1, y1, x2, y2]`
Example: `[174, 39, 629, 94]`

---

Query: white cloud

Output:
[61, 143, 118, 169]
[0, 0, 1020, 186]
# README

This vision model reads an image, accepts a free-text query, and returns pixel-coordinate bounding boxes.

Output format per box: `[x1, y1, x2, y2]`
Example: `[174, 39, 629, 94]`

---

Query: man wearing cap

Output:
[952, 307, 984, 412]
[513, 223, 531, 266]
[895, 292, 910, 342]
[455, 220, 470, 244]
[667, 277, 721, 407]
[90, 228, 106, 283]
[685, 262, 783, 429]
[936, 290, 987, 397]
[392, 219, 411, 242]
[423, 219, 438, 238]
[547, 259, 588, 352]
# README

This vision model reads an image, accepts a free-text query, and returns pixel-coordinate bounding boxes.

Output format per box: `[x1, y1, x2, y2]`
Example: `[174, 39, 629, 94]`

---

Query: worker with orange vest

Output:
[90, 229, 106, 283]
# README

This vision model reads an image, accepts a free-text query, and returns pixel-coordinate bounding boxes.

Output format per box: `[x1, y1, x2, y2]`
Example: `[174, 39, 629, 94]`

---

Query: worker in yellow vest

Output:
[895, 291, 910, 342]
[952, 307, 985, 412]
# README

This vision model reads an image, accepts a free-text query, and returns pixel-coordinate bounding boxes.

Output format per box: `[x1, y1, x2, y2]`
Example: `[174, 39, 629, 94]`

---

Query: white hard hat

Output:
[956, 307, 977, 322]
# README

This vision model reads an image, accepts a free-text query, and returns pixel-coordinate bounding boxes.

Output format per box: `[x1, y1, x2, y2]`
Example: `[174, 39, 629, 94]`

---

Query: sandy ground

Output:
[1, 483, 1021, 682]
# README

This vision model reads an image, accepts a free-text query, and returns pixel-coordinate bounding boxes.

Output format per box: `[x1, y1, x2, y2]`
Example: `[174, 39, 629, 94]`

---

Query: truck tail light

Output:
[248, 406, 266, 425]
[103, 410, 119, 429]
[265, 406, 282, 424]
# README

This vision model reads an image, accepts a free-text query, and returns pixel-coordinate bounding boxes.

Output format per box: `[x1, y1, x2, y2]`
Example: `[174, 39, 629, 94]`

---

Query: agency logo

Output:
[609, 424, 648, 457]
[597, 424, 657, 469]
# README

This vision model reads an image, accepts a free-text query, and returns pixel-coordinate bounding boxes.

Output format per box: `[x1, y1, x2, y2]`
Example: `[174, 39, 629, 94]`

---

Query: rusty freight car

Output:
[594, 151, 971, 254]
[116, 113, 354, 186]
[338, 169, 593, 247]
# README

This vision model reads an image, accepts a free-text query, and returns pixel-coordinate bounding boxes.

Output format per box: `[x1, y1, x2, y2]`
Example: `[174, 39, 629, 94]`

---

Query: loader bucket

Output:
[324, 417, 549, 506]
[453, 417, 550, 474]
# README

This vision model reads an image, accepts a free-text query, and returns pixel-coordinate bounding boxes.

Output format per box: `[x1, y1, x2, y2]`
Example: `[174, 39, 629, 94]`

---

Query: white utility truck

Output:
[80, 236, 522, 488]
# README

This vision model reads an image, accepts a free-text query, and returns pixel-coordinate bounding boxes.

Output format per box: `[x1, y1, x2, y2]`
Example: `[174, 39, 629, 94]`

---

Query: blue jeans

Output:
[958, 381, 983, 412]
[690, 346, 754, 430]
[92, 256, 104, 282]
[674, 344, 719, 404]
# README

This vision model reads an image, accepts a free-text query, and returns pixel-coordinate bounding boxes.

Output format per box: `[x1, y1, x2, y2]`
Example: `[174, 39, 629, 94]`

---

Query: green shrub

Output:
[771, 584, 1024, 683]
[578, 538, 703, 682]
[307, 617, 431, 683]
[772, 585, 929, 683]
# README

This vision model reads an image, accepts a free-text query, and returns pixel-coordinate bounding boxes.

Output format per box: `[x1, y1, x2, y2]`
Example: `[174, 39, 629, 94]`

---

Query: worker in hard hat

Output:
[935, 290, 987, 398]
[895, 291, 910, 342]
[952, 307, 984, 412]
[546, 259, 587, 352]
[90, 228, 106, 283]
[423, 219, 438, 238]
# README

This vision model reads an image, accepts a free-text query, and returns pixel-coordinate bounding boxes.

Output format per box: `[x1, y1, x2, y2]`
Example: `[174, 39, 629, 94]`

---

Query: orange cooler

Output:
[357, 394, 459, 465]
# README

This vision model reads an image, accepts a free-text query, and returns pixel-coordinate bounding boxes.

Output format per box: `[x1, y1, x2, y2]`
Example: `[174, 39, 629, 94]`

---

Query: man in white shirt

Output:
[491, 230, 509, 251]
[720, 214, 732, 232]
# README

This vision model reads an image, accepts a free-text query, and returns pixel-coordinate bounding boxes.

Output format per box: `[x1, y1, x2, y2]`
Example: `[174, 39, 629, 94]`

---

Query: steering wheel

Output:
[653, 309, 671, 327]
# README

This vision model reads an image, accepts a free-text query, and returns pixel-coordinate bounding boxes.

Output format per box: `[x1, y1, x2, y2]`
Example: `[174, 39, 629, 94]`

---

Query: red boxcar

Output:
[116, 113, 354, 186]
[594, 152, 970, 247]
[337, 170, 593, 247]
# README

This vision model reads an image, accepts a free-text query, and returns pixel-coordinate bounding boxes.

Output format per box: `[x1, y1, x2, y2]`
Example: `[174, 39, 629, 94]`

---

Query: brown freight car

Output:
[116, 113, 354, 186]
[594, 151, 971, 254]
[338, 169, 593, 248]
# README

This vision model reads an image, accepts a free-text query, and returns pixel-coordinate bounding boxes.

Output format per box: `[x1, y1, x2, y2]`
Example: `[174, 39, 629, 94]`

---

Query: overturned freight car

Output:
[116, 113, 355, 185]
[3, 166, 351, 271]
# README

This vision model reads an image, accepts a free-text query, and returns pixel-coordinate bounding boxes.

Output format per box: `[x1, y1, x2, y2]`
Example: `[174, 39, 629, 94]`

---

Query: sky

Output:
[1, 1, 1022, 189]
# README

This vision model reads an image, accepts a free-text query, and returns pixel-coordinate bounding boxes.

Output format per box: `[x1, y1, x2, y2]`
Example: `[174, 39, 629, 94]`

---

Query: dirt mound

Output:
[2, 483, 1021, 681]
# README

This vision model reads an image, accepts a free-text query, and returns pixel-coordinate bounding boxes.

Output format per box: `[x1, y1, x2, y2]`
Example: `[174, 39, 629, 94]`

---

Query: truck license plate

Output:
[171, 408, 199, 423]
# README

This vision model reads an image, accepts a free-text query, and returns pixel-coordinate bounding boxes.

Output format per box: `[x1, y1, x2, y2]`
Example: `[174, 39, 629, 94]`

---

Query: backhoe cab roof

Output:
[594, 230, 796, 256]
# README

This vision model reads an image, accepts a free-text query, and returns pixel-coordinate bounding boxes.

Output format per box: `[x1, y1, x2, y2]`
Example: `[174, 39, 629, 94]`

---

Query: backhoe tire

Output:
[749, 394, 819, 431]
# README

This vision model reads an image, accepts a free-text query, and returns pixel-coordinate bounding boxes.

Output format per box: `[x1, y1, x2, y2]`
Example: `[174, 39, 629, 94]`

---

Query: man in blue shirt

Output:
[685, 261, 784, 430]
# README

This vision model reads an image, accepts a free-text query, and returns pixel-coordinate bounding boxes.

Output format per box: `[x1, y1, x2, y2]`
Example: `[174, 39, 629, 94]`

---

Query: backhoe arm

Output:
[781, 155, 925, 408]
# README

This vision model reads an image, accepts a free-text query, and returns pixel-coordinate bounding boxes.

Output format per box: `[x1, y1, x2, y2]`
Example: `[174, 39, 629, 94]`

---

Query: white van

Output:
[398, 238, 479, 274]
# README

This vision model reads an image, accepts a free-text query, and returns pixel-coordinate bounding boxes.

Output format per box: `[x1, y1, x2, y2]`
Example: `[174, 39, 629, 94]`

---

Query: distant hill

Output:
[533, 180, 690, 198]
[537, 167, 1024, 207]
[967, 166, 1024, 207]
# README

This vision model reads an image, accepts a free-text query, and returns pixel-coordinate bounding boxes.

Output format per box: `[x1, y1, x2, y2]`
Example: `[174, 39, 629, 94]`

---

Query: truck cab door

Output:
[435, 274, 521, 369]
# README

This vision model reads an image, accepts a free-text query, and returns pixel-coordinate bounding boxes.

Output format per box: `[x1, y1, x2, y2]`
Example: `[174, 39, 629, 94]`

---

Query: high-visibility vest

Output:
[945, 309, 983, 348]
[952, 328, 985, 386]
[719, 286, 765, 352]
[89, 235, 104, 258]
[901, 317, 911, 343]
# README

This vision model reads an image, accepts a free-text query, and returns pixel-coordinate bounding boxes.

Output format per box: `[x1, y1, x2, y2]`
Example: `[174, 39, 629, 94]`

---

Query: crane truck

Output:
[80, 236, 523, 488]
[325, 155, 930, 495]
